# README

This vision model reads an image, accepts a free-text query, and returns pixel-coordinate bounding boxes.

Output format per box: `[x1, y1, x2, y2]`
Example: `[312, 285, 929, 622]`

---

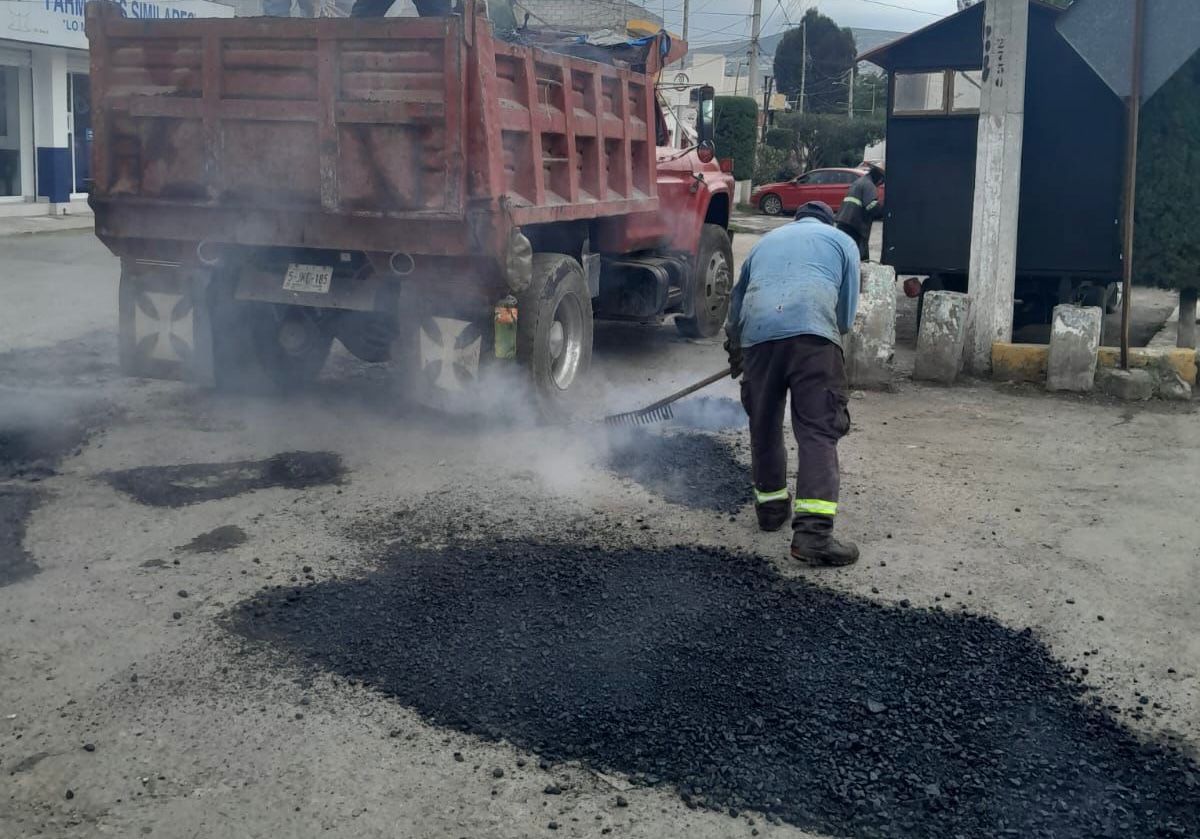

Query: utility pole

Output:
[761, 75, 775, 141]
[964, 0, 1030, 375]
[798, 18, 807, 114]
[748, 0, 762, 99]
[1119, 0, 1146, 367]
[848, 64, 855, 119]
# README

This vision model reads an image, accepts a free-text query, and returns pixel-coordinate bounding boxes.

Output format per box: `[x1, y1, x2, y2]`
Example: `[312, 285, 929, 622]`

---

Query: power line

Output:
[846, 0, 941, 16]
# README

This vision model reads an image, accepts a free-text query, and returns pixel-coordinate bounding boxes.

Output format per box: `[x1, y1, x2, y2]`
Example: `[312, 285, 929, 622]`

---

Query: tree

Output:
[713, 96, 759, 181]
[1134, 47, 1200, 347]
[777, 113, 884, 170]
[764, 127, 796, 152]
[773, 9, 857, 115]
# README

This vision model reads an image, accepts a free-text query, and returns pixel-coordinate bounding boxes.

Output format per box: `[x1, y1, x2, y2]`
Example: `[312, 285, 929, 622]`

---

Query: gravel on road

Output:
[233, 540, 1200, 839]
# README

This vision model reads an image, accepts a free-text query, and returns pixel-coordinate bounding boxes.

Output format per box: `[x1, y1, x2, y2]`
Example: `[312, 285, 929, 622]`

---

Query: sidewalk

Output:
[0, 212, 94, 238]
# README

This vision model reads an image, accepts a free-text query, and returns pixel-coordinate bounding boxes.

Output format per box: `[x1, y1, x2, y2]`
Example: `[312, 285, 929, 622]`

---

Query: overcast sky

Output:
[654, 0, 962, 47]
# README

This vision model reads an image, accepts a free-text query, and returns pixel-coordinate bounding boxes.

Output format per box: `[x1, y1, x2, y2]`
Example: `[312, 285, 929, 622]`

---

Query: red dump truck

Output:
[85, 0, 734, 412]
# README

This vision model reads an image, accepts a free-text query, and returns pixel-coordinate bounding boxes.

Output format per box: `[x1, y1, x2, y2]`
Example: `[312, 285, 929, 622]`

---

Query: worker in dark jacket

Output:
[836, 164, 885, 262]
[724, 201, 861, 567]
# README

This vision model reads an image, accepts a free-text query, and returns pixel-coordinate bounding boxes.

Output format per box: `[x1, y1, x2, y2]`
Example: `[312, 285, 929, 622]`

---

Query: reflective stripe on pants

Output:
[754, 487, 790, 505]
[795, 498, 838, 516]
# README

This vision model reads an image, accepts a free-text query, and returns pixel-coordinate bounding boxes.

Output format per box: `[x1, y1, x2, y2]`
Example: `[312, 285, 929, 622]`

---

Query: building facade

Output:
[0, 0, 232, 216]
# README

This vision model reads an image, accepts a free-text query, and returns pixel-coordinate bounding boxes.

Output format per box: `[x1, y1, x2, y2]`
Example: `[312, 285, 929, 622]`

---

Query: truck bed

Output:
[86, 3, 661, 257]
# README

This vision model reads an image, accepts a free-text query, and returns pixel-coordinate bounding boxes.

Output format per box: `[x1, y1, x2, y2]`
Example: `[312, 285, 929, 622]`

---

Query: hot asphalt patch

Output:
[605, 430, 747, 514]
[233, 543, 1199, 839]
[0, 486, 43, 586]
[177, 525, 249, 554]
[104, 452, 345, 507]
[0, 389, 109, 480]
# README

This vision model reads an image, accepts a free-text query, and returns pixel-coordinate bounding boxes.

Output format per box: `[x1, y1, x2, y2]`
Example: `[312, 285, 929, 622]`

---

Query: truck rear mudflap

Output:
[117, 253, 509, 394]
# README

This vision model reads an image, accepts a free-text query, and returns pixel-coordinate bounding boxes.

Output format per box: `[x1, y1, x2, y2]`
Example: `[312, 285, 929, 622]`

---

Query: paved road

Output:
[1, 230, 1198, 839]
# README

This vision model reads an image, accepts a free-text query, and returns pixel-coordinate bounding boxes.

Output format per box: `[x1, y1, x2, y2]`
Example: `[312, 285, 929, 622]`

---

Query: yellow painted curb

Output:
[992, 343, 1048, 383]
[992, 343, 1199, 385]
[1097, 347, 1197, 385]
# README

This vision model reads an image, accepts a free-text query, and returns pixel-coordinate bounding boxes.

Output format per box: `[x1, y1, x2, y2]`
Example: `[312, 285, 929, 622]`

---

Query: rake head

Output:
[603, 403, 676, 427]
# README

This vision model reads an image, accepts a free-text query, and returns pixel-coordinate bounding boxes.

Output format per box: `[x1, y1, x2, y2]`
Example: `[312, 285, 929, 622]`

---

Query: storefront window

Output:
[0, 65, 24, 197]
[69, 73, 92, 194]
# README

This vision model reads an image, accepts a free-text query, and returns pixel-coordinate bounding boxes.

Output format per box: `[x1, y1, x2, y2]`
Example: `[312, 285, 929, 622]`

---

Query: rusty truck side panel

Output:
[86, 2, 661, 259]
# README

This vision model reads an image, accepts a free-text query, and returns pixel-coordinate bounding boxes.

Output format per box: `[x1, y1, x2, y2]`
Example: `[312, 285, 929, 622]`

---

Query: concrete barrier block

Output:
[914, 291, 970, 384]
[1046, 305, 1102, 392]
[845, 263, 896, 389]
[1096, 367, 1154, 401]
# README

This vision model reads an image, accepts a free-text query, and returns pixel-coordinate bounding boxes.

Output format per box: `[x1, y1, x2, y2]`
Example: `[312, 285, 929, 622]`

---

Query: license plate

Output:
[282, 263, 333, 294]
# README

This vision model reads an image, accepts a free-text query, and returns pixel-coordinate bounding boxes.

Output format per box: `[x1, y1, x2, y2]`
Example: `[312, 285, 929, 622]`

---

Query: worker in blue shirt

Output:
[724, 201, 861, 566]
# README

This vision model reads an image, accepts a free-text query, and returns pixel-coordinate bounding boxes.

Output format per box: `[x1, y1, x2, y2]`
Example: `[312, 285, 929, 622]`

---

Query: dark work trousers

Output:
[837, 222, 869, 262]
[739, 334, 851, 536]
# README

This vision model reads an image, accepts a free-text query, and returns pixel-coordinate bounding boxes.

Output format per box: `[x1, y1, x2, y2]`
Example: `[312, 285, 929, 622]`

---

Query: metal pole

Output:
[761, 75, 774, 141]
[681, 0, 689, 45]
[1119, 0, 1146, 370]
[799, 19, 807, 114]
[848, 64, 855, 119]
[748, 0, 762, 98]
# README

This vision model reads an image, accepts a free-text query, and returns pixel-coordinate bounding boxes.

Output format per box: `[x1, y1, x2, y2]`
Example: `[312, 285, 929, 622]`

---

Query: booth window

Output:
[893, 69, 982, 116]
[951, 70, 983, 113]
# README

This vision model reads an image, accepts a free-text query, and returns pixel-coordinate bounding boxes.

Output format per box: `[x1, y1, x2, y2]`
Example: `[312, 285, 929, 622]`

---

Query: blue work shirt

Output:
[725, 218, 861, 349]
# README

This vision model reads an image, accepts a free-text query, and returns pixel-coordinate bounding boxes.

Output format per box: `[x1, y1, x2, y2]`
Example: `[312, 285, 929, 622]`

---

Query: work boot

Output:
[790, 531, 860, 567]
[755, 499, 792, 532]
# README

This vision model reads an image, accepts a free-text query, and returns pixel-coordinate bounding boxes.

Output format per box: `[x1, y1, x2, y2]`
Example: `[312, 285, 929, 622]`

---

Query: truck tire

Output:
[1104, 282, 1122, 314]
[760, 194, 783, 216]
[1080, 284, 1106, 310]
[675, 224, 734, 339]
[247, 303, 334, 391]
[518, 254, 593, 411]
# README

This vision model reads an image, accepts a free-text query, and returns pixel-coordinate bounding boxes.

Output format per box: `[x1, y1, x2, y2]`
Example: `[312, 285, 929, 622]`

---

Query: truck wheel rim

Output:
[277, 311, 317, 357]
[701, 252, 731, 318]
[549, 294, 585, 390]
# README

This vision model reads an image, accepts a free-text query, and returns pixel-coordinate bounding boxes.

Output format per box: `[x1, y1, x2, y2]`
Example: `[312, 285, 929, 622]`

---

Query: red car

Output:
[751, 167, 883, 216]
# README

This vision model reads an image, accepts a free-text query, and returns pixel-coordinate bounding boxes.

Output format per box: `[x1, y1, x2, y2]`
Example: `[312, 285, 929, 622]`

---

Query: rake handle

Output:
[636, 367, 731, 415]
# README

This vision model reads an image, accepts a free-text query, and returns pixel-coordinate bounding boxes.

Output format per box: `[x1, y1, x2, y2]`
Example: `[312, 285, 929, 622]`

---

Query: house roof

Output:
[857, 0, 1063, 70]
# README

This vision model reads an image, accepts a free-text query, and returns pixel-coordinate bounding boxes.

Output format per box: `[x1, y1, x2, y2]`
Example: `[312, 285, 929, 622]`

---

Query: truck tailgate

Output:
[87, 7, 465, 222]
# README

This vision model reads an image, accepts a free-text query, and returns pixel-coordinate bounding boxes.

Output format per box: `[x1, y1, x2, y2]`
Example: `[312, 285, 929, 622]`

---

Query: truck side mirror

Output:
[696, 85, 715, 147]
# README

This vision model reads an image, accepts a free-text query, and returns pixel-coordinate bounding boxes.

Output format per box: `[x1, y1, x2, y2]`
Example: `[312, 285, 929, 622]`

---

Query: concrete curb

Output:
[0, 215, 95, 238]
[993, 342, 1198, 387]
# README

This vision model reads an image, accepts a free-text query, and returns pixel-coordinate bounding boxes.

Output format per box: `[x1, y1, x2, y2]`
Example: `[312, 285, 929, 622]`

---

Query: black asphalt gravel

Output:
[233, 542, 1200, 839]
[0, 486, 42, 586]
[104, 452, 345, 507]
[605, 430, 748, 513]
[176, 525, 249, 554]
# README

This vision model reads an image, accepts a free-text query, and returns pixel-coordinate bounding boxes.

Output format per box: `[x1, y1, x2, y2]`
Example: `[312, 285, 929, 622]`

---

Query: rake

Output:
[603, 368, 732, 427]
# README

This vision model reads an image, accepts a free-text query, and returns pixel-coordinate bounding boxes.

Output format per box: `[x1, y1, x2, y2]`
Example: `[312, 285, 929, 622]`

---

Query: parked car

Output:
[751, 167, 883, 216]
